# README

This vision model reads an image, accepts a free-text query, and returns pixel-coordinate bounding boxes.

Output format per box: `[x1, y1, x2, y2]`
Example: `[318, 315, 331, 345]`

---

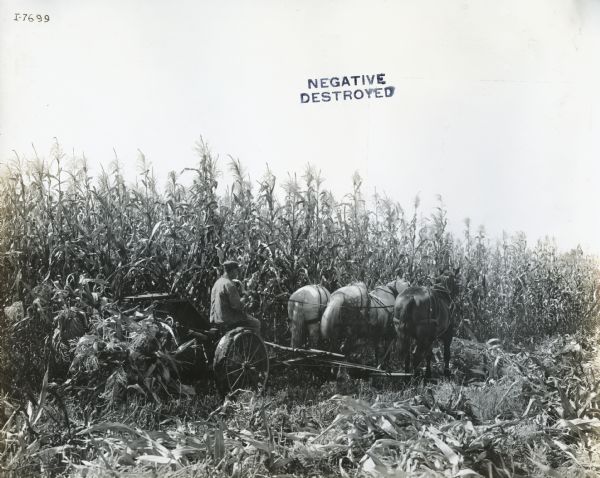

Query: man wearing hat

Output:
[210, 260, 261, 335]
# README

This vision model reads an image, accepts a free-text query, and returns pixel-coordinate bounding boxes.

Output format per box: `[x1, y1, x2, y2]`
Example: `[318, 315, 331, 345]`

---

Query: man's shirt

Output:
[210, 276, 245, 324]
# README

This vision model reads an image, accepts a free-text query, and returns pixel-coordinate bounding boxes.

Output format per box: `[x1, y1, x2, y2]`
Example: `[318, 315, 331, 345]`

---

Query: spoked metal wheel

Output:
[213, 327, 269, 396]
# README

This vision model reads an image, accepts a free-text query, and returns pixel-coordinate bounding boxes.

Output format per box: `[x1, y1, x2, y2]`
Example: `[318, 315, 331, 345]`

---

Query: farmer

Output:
[210, 260, 261, 336]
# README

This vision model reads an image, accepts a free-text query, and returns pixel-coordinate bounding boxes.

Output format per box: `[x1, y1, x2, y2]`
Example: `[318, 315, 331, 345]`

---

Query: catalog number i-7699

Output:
[14, 13, 50, 22]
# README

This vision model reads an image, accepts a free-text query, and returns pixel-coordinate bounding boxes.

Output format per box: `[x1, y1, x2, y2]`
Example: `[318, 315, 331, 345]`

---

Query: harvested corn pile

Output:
[2, 331, 600, 477]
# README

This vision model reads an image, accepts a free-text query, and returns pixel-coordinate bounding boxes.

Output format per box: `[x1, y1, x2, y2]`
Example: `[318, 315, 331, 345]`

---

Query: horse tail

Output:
[320, 293, 344, 341]
[394, 294, 415, 334]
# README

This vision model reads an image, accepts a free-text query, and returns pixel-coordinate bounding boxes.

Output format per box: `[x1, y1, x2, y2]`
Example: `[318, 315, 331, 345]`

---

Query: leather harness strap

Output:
[374, 285, 395, 298]
[303, 284, 326, 324]
[368, 292, 388, 310]
[354, 283, 369, 321]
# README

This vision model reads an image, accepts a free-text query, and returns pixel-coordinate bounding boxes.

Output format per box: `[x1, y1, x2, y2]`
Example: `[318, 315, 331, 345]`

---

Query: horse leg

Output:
[290, 305, 304, 348]
[307, 322, 320, 349]
[335, 338, 350, 381]
[425, 346, 433, 378]
[404, 336, 411, 373]
[442, 325, 454, 377]
[374, 338, 382, 368]
[378, 336, 394, 370]
[395, 321, 412, 373]
[413, 339, 434, 377]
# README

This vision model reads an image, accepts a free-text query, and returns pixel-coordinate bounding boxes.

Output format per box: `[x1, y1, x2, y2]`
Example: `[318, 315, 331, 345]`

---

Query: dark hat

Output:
[223, 260, 240, 271]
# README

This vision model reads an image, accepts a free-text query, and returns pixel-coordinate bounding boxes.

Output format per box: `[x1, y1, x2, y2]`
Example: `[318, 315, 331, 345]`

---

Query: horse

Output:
[320, 278, 410, 372]
[393, 268, 460, 377]
[367, 278, 410, 367]
[288, 284, 331, 348]
[320, 282, 370, 353]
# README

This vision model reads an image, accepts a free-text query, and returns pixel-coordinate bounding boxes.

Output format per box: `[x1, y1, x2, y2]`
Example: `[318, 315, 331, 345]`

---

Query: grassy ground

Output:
[2, 331, 600, 477]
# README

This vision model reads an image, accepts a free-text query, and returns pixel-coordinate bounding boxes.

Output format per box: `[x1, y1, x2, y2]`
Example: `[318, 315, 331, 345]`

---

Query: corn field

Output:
[1, 140, 600, 477]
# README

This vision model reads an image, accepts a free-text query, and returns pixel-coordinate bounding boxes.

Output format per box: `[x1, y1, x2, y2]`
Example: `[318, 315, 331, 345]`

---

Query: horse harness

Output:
[369, 292, 388, 308]
[303, 284, 328, 325]
[368, 290, 394, 332]
[343, 284, 370, 336]
[352, 283, 370, 320]
[373, 285, 396, 300]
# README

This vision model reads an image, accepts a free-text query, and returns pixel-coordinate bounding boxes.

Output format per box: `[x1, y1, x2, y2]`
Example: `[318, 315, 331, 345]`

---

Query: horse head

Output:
[434, 267, 460, 301]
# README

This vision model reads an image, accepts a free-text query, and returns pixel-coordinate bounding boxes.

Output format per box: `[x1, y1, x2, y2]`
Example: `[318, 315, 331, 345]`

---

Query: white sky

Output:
[1, 0, 599, 255]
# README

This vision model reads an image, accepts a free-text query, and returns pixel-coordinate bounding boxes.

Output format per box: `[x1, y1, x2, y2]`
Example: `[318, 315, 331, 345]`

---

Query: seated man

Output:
[210, 260, 261, 336]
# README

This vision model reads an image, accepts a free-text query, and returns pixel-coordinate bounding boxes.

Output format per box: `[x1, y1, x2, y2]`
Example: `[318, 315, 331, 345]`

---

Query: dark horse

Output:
[320, 278, 410, 369]
[288, 285, 331, 348]
[393, 269, 459, 377]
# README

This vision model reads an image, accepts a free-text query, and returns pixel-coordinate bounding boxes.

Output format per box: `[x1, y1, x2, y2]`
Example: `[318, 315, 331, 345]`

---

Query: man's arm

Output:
[225, 281, 246, 320]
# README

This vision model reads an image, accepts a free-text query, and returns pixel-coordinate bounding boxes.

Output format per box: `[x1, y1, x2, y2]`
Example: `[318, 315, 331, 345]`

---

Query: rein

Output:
[368, 292, 394, 332]
[368, 292, 389, 309]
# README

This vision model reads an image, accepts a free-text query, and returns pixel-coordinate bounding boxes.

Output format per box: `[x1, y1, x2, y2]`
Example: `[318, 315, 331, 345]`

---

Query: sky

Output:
[1, 0, 599, 255]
